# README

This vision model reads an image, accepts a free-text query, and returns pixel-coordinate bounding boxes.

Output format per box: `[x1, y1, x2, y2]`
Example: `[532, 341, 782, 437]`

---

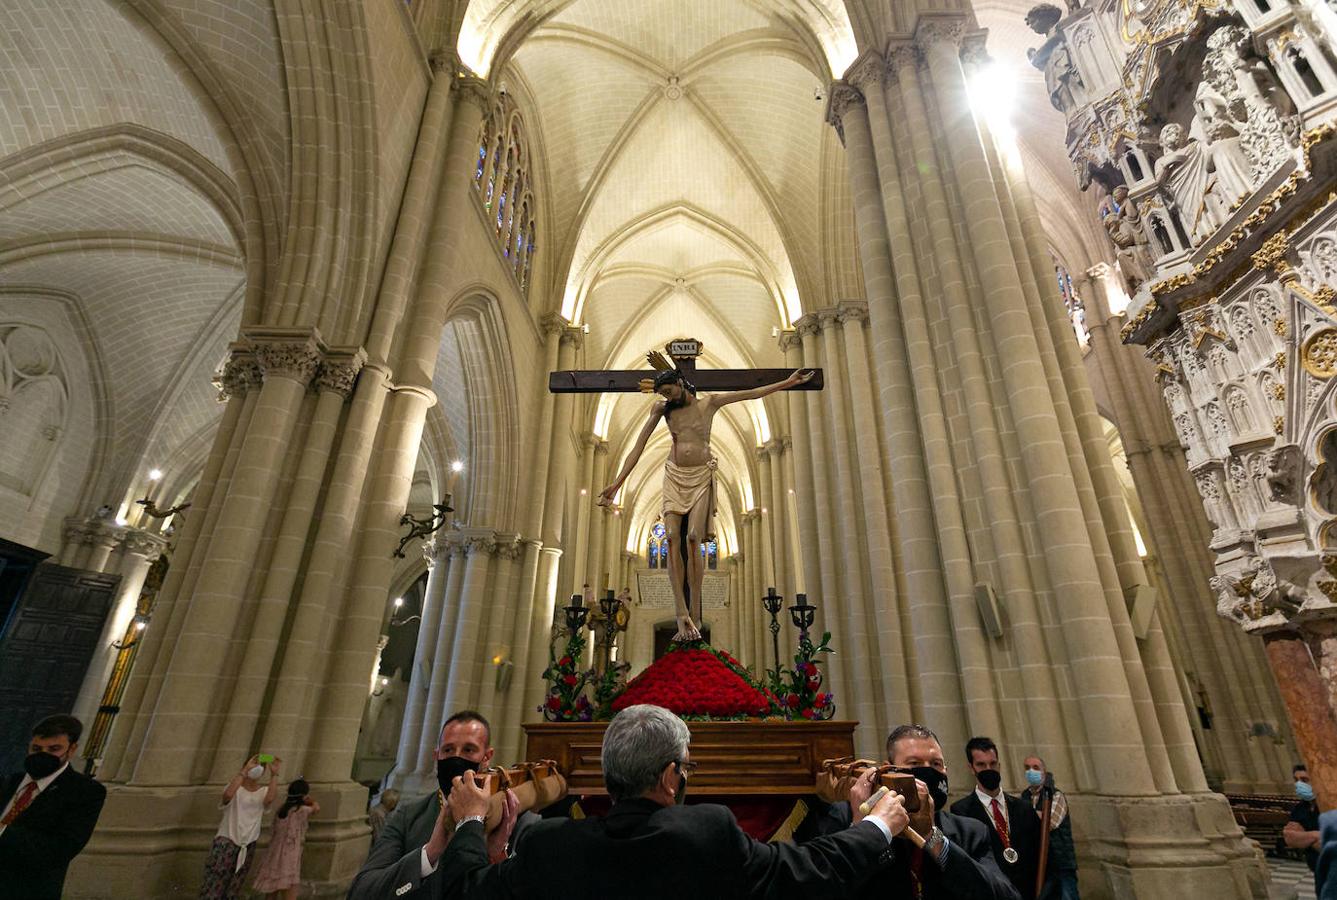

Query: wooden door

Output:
[0, 563, 119, 772]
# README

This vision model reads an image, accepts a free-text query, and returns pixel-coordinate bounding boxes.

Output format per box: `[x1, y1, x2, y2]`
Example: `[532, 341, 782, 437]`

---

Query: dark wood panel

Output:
[525, 720, 856, 796]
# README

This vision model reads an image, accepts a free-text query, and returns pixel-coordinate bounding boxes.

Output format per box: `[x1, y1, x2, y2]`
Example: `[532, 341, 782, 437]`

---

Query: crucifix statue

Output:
[550, 339, 822, 642]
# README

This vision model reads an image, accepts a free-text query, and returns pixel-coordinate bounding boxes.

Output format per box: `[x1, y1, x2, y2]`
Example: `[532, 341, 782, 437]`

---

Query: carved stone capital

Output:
[913, 14, 968, 51]
[494, 533, 522, 560]
[845, 52, 886, 91]
[423, 534, 451, 566]
[215, 348, 262, 401]
[886, 43, 923, 77]
[464, 533, 497, 557]
[247, 328, 324, 385]
[959, 29, 992, 68]
[121, 529, 168, 560]
[777, 329, 802, 352]
[764, 438, 785, 457]
[836, 300, 869, 325]
[815, 308, 840, 329]
[793, 314, 822, 338]
[581, 432, 601, 450]
[317, 347, 367, 397]
[539, 312, 568, 338]
[560, 326, 585, 349]
[255, 342, 321, 383]
[452, 73, 492, 112]
[825, 82, 864, 133]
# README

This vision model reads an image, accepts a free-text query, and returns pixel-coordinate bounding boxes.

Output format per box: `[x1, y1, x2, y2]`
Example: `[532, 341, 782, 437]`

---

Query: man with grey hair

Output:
[434, 704, 909, 898]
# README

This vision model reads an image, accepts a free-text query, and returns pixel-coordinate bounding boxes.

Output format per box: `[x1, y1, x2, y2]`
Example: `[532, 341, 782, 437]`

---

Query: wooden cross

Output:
[548, 338, 824, 394]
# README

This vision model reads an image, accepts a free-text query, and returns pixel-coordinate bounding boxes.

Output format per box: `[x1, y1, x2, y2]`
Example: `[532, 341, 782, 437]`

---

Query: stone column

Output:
[765, 439, 794, 604]
[835, 302, 911, 724]
[754, 446, 777, 595]
[588, 440, 610, 593]
[391, 535, 453, 787]
[71, 529, 167, 738]
[129, 330, 321, 784]
[1264, 631, 1337, 807]
[440, 532, 497, 714]
[570, 433, 598, 593]
[815, 308, 881, 734]
[407, 533, 467, 792]
[780, 333, 819, 598]
[828, 82, 968, 754]
[915, 23, 1155, 793]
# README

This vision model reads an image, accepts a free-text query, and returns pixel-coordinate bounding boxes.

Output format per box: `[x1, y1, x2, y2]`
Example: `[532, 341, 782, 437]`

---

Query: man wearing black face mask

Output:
[800, 723, 1018, 900]
[349, 710, 520, 900]
[950, 737, 1043, 900]
[0, 714, 106, 900]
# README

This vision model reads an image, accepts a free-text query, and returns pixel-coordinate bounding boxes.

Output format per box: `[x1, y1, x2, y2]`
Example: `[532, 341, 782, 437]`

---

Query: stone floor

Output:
[1268, 854, 1317, 900]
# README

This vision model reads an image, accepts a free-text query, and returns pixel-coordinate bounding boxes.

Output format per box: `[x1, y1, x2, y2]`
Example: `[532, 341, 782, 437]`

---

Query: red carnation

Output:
[562, 674, 578, 686]
[813, 693, 828, 708]
[786, 693, 800, 708]
[558, 655, 573, 667]
[800, 708, 816, 719]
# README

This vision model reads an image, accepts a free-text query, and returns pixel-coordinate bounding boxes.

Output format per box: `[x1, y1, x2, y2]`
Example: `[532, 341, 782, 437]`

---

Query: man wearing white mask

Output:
[199, 753, 281, 899]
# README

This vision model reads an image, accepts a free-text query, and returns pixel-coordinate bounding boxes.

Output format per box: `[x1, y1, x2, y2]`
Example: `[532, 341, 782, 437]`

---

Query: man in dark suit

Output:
[950, 736, 1044, 900]
[0, 714, 106, 900]
[349, 709, 520, 900]
[801, 723, 1019, 900]
[437, 703, 911, 899]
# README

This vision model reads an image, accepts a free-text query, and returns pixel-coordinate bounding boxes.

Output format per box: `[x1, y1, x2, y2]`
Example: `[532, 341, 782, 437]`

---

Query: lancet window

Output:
[648, 522, 668, 568]
[473, 94, 537, 294]
[1054, 260, 1088, 347]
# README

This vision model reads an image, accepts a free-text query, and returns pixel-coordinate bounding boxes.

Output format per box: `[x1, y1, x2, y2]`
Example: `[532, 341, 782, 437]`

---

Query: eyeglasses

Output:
[676, 760, 699, 777]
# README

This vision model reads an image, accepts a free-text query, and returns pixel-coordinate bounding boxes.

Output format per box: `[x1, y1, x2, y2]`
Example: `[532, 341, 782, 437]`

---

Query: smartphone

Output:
[257, 753, 274, 764]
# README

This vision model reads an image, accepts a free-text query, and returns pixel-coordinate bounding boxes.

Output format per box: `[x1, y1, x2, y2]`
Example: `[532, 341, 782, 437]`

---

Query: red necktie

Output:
[990, 798, 1012, 849]
[909, 845, 925, 899]
[2, 783, 38, 825]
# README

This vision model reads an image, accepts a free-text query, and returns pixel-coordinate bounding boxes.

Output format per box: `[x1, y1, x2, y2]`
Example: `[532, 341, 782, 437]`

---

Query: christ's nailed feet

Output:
[674, 615, 702, 643]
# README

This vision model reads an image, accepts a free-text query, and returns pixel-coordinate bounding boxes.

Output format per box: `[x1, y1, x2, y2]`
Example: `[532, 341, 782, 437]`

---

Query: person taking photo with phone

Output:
[200, 753, 281, 899]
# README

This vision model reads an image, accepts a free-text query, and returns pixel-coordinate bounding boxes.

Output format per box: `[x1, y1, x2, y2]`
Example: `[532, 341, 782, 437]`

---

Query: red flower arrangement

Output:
[541, 634, 593, 722]
[609, 641, 782, 719]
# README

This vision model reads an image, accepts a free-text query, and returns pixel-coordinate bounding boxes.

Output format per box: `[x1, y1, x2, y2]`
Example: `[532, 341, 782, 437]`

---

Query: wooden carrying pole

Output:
[1035, 788, 1053, 899]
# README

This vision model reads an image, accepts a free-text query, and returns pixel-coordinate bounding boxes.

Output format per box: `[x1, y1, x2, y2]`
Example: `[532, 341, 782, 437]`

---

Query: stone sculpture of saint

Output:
[599, 367, 814, 641]
[1154, 123, 1218, 243]
[1101, 185, 1153, 292]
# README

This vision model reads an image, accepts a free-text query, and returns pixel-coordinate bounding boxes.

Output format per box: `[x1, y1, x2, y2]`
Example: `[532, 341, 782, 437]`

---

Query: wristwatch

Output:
[924, 826, 948, 865]
[455, 814, 486, 831]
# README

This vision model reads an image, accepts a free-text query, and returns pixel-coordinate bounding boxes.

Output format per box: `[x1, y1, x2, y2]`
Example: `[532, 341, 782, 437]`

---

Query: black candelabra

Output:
[598, 590, 620, 672]
[762, 587, 784, 678]
[393, 494, 453, 559]
[564, 593, 590, 634]
[789, 592, 817, 637]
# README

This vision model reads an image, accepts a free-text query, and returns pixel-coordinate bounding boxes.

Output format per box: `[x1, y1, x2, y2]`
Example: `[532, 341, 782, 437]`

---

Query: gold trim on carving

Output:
[1301, 327, 1337, 378]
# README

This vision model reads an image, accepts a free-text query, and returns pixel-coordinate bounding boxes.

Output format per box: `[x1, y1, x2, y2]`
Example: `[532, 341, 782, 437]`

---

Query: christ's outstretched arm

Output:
[710, 369, 814, 408]
[598, 400, 665, 506]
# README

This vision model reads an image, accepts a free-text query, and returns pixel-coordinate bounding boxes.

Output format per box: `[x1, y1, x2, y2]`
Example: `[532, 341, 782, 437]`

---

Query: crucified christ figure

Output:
[598, 367, 814, 641]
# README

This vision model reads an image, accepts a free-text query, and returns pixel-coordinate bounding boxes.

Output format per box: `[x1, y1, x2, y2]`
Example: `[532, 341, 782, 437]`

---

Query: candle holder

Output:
[598, 590, 620, 671]
[564, 594, 590, 634]
[393, 494, 454, 559]
[762, 587, 784, 680]
[789, 592, 817, 635]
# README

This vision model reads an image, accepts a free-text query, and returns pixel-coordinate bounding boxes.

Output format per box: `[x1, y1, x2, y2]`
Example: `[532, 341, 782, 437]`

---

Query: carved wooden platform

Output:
[523, 719, 856, 796]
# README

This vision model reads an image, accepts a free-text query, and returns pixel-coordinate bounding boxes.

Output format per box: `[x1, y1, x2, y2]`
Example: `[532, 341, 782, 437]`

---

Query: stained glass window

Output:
[648, 522, 668, 569]
[473, 96, 537, 296]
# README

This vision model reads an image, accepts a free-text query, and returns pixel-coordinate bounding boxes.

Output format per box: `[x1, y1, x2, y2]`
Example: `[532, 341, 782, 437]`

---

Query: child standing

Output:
[252, 778, 319, 900]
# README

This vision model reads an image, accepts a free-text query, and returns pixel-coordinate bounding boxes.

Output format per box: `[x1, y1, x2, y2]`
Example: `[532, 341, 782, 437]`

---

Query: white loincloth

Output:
[661, 458, 717, 540]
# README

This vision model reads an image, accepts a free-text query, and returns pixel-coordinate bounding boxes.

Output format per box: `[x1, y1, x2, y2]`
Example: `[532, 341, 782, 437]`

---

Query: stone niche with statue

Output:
[1028, 0, 1337, 758]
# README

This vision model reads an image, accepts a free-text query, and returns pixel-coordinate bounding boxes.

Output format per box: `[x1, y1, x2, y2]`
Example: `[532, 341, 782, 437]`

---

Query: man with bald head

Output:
[1021, 756, 1075, 899]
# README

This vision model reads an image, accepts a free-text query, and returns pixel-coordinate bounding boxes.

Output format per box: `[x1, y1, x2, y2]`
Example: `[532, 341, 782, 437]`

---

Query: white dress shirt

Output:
[975, 785, 1010, 832]
[0, 760, 69, 837]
